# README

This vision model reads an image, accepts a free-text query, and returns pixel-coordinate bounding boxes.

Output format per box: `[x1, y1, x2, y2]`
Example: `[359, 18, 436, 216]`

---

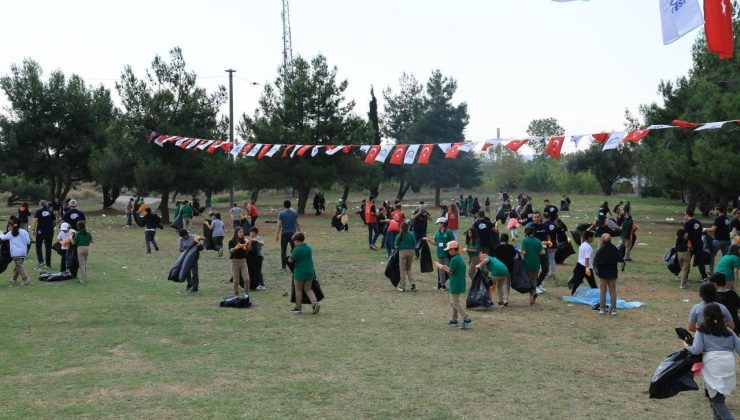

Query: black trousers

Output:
[36, 231, 53, 267]
[280, 233, 295, 269]
[570, 263, 597, 294]
[537, 254, 550, 286]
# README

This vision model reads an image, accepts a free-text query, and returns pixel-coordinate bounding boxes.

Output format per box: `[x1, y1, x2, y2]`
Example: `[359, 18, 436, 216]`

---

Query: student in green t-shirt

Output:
[288, 232, 320, 314]
[180, 200, 194, 231]
[71, 221, 93, 284]
[423, 217, 456, 290]
[520, 226, 545, 305]
[394, 222, 416, 291]
[438, 240, 471, 329]
[476, 253, 509, 308]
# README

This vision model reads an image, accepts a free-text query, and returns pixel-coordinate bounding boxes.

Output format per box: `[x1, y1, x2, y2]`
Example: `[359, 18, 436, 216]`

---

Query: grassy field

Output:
[0, 190, 733, 419]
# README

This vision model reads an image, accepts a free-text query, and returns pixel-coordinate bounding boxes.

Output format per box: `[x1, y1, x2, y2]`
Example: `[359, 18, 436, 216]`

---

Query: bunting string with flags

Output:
[143, 117, 740, 165]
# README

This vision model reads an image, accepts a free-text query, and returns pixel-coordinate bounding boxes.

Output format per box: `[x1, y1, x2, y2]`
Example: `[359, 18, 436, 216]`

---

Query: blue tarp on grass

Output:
[562, 285, 644, 309]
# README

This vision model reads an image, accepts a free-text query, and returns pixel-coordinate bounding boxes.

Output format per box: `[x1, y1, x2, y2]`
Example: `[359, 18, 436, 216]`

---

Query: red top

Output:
[365, 203, 378, 224]
[446, 211, 459, 229]
[248, 204, 259, 217]
[390, 210, 405, 223]
[387, 219, 401, 233]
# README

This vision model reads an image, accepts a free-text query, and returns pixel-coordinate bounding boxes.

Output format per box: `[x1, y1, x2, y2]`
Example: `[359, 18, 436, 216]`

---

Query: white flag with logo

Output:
[404, 144, 420, 164]
[246, 144, 262, 157]
[230, 142, 245, 157]
[175, 137, 190, 147]
[660, 0, 703, 45]
[359, 145, 371, 154]
[646, 124, 676, 130]
[265, 144, 282, 157]
[460, 142, 477, 152]
[186, 139, 201, 150]
[602, 132, 626, 151]
[197, 140, 215, 150]
[375, 144, 394, 163]
[311, 146, 323, 157]
[695, 121, 731, 131]
[437, 143, 452, 153]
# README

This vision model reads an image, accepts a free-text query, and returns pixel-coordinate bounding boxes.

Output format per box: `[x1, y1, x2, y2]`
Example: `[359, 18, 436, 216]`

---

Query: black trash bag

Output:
[510, 255, 535, 294]
[133, 212, 145, 227]
[240, 218, 251, 232]
[170, 214, 184, 231]
[0, 241, 11, 274]
[664, 248, 680, 276]
[555, 242, 575, 264]
[649, 349, 700, 399]
[219, 294, 252, 308]
[570, 229, 583, 246]
[65, 245, 79, 277]
[246, 249, 261, 290]
[52, 241, 63, 256]
[39, 271, 74, 282]
[168, 243, 201, 282]
[618, 243, 626, 259]
[290, 272, 325, 304]
[466, 269, 494, 309]
[384, 250, 400, 287]
[419, 241, 434, 273]
[202, 219, 215, 251]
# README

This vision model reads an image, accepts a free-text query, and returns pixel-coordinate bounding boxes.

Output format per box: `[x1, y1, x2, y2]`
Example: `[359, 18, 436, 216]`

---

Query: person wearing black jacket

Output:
[142, 207, 162, 253]
[684, 210, 708, 281]
[493, 233, 516, 306]
[594, 233, 625, 316]
[32, 200, 56, 268]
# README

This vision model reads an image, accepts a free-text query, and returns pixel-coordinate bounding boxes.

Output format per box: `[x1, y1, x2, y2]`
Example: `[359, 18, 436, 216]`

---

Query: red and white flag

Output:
[147, 132, 160, 142]
[207, 141, 223, 153]
[239, 143, 255, 157]
[174, 137, 190, 147]
[660, 0, 704, 45]
[197, 140, 215, 150]
[375, 144, 394, 163]
[505, 139, 528, 152]
[437, 143, 452, 154]
[695, 120, 732, 131]
[295, 145, 312, 157]
[591, 133, 609, 144]
[220, 142, 233, 153]
[311, 146, 323, 157]
[364, 145, 381, 164]
[186, 139, 203, 150]
[624, 129, 651, 142]
[602, 132, 626, 151]
[281, 145, 295, 158]
[482, 139, 500, 151]
[325, 146, 342, 156]
[341, 145, 353, 154]
[417, 144, 434, 164]
[230, 142, 246, 157]
[445, 142, 465, 159]
[404, 144, 420, 164]
[389, 145, 408, 165]
[544, 136, 565, 159]
[705, 0, 734, 59]
[257, 144, 272, 159]
[263, 144, 282, 158]
[246, 144, 262, 157]
[672, 119, 702, 129]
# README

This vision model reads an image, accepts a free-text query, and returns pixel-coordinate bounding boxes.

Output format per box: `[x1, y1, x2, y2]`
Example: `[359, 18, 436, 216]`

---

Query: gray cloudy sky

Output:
[1, 0, 704, 153]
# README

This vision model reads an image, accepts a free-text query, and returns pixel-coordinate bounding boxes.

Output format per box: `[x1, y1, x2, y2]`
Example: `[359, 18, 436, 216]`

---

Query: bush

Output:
[0, 176, 47, 206]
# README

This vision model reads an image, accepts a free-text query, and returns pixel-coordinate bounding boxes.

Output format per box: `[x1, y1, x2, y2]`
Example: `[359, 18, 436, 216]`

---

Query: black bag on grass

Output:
[0, 241, 11, 274]
[510, 255, 534, 294]
[290, 275, 325, 304]
[570, 229, 582, 246]
[419, 241, 433, 273]
[220, 294, 252, 308]
[555, 242, 575, 264]
[466, 270, 493, 309]
[384, 250, 401, 287]
[664, 248, 680, 276]
[168, 243, 201, 282]
[649, 349, 700, 399]
[39, 271, 74, 282]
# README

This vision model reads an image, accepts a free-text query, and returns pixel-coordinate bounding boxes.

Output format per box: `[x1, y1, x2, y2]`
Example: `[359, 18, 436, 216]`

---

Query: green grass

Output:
[0, 191, 733, 419]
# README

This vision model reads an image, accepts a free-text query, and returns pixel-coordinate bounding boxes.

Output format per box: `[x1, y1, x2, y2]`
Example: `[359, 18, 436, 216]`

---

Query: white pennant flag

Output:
[265, 144, 282, 157]
[602, 132, 626, 151]
[483, 139, 501, 149]
[230, 142, 245, 157]
[175, 137, 190, 147]
[660, 0, 703, 45]
[694, 121, 731, 131]
[325, 146, 343, 156]
[437, 143, 452, 153]
[570, 135, 585, 148]
[460, 142, 477, 152]
[359, 145, 371, 154]
[290, 145, 302, 158]
[197, 140, 215, 150]
[404, 144, 420, 164]
[185, 139, 201, 150]
[246, 144, 262, 157]
[375, 144, 394, 163]
[646, 124, 676, 130]
[311, 146, 323, 157]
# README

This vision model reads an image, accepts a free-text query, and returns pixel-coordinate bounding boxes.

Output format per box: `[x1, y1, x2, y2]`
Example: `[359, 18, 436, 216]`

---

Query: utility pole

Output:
[281, 0, 293, 79]
[226, 68, 236, 207]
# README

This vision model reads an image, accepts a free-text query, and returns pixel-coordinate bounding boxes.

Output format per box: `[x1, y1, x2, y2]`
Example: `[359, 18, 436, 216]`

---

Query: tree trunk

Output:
[296, 187, 310, 215]
[341, 184, 350, 202]
[47, 176, 56, 202]
[172, 191, 179, 203]
[369, 182, 380, 199]
[60, 180, 73, 204]
[718, 195, 728, 212]
[159, 190, 171, 224]
[434, 186, 441, 208]
[101, 185, 121, 209]
[6, 195, 19, 207]
[396, 180, 412, 201]
[250, 189, 261, 203]
[686, 193, 697, 214]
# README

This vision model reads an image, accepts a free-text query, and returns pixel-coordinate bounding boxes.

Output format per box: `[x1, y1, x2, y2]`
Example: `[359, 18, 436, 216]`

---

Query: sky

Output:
[0, 0, 707, 155]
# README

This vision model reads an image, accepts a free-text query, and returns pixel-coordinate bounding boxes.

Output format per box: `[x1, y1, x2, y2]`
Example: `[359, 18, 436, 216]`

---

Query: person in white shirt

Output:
[568, 230, 596, 295]
[0, 223, 32, 285]
[57, 222, 76, 272]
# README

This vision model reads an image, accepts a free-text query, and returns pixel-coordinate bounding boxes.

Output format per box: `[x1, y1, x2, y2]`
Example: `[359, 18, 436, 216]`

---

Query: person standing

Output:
[62, 199, 86, 227]
[247, 201, 259, 227]
[424, 217, 456, 290]
[484, 197, 491, 215]
[178, 229, 204, 293]
[531, 211, 551, 294]
[568, 230, 597, 295]
[17, 202, 31, 231]
[288, 232, 320, 314]
[204, 213, 225, 257]
[0, 223, 31, 286]
[620, 214, 634, 261]
[32, 200, 56, 268]
[276, 200, 300, 271]
[520, 226, 544, 305]
[179, 200, 193, 231]
[493, 233, 516, 306]
[395, 222, 416, 292]
[473, 211, 498, 256]
[676, 229, 691, 289]
[684, 210, 708, 281]
[71, 221, 92, 284]
[706, 207, 732, 273]
[365, 196, 381, 250]
[249, 227, 266, 291]
[410, 204, 431, 258]
[57, 222, 76, 273]
[125, 197, 135, 228]
[594, 233, 624, 315]
[51, 198, 62, 219]
[447, 202, 460, 239]
[543, 211, 558, 279]
[437, 241, 471, 329]
[142, 207, 161, 253]
[463, 228, 481, 281]
[543, 199, 559, 222]
[228, 227, 251, 298]
[385, 217, 401, 257]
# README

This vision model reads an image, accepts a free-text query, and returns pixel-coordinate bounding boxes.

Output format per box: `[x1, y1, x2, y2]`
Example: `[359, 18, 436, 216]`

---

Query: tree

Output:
[367, 86, 382, 197]
[567, 143, 635, 196]
[116, 47, 227, 222]
[526, 117, 564, 157]
[0, 59, 116, 203]
[244, 55, 373, 214]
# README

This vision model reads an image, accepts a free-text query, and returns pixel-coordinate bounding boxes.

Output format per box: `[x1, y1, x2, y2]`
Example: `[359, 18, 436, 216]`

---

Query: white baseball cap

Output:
[61, 222, 70, 231]
[436, 217, 447, 224]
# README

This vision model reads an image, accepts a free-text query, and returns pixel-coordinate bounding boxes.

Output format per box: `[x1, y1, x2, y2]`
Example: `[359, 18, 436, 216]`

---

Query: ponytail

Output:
[11, 223, 19, 237]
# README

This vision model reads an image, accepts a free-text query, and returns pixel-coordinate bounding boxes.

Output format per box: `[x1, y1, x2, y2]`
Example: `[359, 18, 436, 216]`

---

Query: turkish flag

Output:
[257, 144, 272, 160]
[207, 140, 223, 153]
[624, 129, 651, 142]
[282, 145, 295, 158]
[178, 138, 197, 149]
[389, 145, 408, 165]
[364, 145, 381, 164]
[505, 139, 528, 152]
[239, 143, 255, 157]
[482, 139, 500, 151]
[445, 142, 465, 159]
[672, 119, 702, 129]
[417, 144, 434, 164]
[147, 131, 160, 142]
[705, 0, 734, 59]
[296, 145, 312, 157]
[342, 145, 353, 154]
[591, 133, 609, 144]
[544, 136, 565, 160]
[220, 142, 233, 153]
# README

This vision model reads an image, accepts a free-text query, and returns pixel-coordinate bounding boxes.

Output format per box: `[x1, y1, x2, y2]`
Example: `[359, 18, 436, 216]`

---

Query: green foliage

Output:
[567, 143, 635, 196]
[526, 117, 564, 157]
[0, 176, 47, 206]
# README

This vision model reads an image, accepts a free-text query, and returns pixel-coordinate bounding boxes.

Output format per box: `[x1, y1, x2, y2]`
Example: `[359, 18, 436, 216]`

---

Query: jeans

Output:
[385, 231, 397, 256]
[367, 223, 380, 246]
[710, 240, 731, 272]
[280, 232, 295, 269]
[185, 261, 199, 290]
[709, 392, 734, 420]
[437, 256, 451, 287]
[145, 230, 159, 252]
[126, 213, 132, 226]
[547, 248, 556, 276]
[35, 231, 53, 267]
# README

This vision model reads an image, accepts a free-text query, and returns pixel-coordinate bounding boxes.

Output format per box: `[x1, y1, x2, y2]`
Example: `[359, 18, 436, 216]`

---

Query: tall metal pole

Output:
[226, 69, 236, 207]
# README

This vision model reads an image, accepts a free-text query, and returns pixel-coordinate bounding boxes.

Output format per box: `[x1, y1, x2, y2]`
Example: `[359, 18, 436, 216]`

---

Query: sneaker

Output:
[537, 286, 547, 293]
[410, 284, 416, 291]
[36, 262, 45, 268]
[256, 285, 267, 291]
[439, 284, 447, 291]
[680, 284, 688, 289]
[312, 302, 320, 314]
[242, 293, 249, 299]
[609, 309, 617, 316]
[599, 308, 606, 315]
[188, 288, 198, 293]
[529, 292, 538, 305]
[291, 307, 302, 314]
[447, 320, 459, 327]
[369, 245, 377, 250]
[503, 301, 509, 307]
[397, 287, 405, 292]
[460, 319, 472, 330]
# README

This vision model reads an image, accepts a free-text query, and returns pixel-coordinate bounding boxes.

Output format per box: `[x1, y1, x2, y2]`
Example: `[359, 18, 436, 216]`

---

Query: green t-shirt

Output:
[73, 231, 93, 247]
[448, 254, 466, 294]
[173, 205, 181, 219]
[466, 239, 480, 257]
[180, 204, 193, 219]
[484, 256, 508, 277]
[434, 229, 456, 259]
[521, 236, 543, 271]
[620, 219, 633, 239]
[205, 197, 212, 207]
[395, 231, 416, 250]
[290, 243, 315, 281]
[715, 254, 740, 282]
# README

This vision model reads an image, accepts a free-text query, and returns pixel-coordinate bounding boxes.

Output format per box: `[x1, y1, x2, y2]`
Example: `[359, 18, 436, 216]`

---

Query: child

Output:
[204, 212, 225, 257]
[710, 273, 740, 334]
[675, 228, 691, 289]
[288, 232, 320, 314]
[179, 229, 205, 293]
[71, 221, 93, 284]
[394, 222, 416, 292]
[437, 241, 471, 329]
[463, 228, 480, 281]
[520, 226, 545, 305]
[249, 227, 266, 291]
[0, 222, 31, 286]
[228, 227, 251, 298]
[57, 222, 76, 273]
[507, 211, 520, 240]
[569, 230, 597, 295]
